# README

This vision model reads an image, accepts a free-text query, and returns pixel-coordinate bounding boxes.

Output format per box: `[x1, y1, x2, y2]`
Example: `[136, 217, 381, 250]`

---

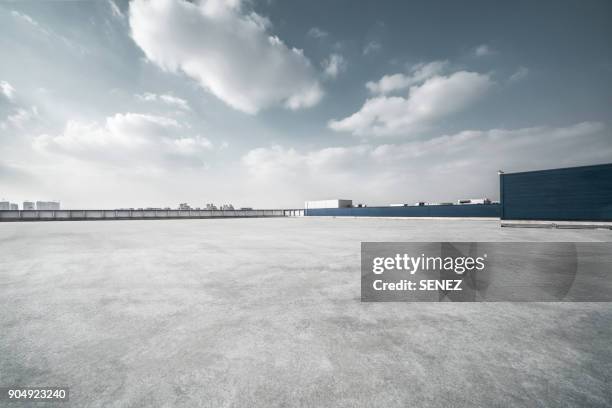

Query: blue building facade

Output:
[305, 204, 500, 218]
[500, 163, 612, 221]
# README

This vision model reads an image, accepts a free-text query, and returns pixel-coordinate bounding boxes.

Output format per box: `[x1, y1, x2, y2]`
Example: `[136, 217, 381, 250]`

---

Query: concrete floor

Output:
[1, 218, 611, 407]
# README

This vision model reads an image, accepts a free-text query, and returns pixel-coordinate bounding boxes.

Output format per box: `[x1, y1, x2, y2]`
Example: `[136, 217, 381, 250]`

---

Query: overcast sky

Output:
[1, 0, 611, 208]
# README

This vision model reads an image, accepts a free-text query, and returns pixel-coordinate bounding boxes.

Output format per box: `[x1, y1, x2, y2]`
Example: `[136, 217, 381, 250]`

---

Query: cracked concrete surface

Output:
[1, 218, 611, 407]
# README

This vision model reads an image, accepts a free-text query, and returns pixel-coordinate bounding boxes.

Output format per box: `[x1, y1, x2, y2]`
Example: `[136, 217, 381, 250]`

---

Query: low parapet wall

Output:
[0, 209, 304, 222]
[500, 219, 612, 229]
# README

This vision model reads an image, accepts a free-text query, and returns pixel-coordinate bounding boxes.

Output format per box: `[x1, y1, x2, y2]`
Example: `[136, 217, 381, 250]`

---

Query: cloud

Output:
[10, 10, 88, 54]
[129, 0, 323, 114]
[136, 92, 191, 110]
[365, 61, 448, 94]
[322, 54, 347, 79]
[33, 113, 212, 167]
[330, 71, 493, 137]
[307, 27, 328, 39]
[1, 81, 16, 101]
[0, 82, 40, 131]
[108, 0, 124, 19]
[10, 10, 41, 29]
[1, 106, 39, 130]
[509, 66, 529, 82]
[474, 44, 494, 57]
[243, 122, 610, 204]
[362, 41, 381, 55]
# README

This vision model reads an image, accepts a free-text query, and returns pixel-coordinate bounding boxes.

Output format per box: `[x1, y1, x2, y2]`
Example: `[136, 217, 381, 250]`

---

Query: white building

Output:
[457, 198, 491, 205]
[23, 201, 35, 210]
[10, 203, 18, 210]
[36, 201, 60, 210]
[305, 199, 352, 209]
[0, 201, 9, 210]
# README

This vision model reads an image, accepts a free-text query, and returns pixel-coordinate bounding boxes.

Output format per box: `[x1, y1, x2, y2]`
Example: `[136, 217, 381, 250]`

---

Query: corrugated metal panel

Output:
[500, 163, 612, 221]
[305, 204, 500, 217]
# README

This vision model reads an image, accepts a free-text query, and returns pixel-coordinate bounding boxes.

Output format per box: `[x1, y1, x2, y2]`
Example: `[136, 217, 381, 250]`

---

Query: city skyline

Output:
[1, 0, 611, 209]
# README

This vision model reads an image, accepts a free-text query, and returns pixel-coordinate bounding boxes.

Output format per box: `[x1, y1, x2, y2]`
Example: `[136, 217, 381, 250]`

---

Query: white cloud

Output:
[474, 44, 494, 57]
[365, 61, 448, 94]
[33, 113, 212, 167]
[307, 27, 328, 39]
[108, 0, 124, 19]
[1, 81, 16, 101]
[0, 82, 40, 131]
[509, 66, 529, 82]
[242, 144, 371, 184]
[10, 10, 41, 29]
[1, 106, 39, 130]
[11, 10, 89, 55]
[136, 92, 191, 110]
[129, 0, 323, 114]
[363, 41, 381, 55]
[330, 71, 493, 137]
[243, 122, 610, 205]
[322, 54, 347, 79]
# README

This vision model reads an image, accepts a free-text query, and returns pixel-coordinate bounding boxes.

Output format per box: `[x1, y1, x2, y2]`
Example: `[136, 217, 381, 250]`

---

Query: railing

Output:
[0, 209, 305, 221]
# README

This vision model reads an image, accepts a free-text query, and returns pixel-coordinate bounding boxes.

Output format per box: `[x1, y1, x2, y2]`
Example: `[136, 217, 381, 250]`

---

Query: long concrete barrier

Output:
[0, 209, 304, 222]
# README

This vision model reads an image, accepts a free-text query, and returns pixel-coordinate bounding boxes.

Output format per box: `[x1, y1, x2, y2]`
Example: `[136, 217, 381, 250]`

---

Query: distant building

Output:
[178, 203, 191, 210]
[390, 203, 409, 207]
[0, 201, 9, 210]
[500, 163, 612, 222]
[205, 203, 217, 210]
[240, 207, 253, 211]
[305, 199, 352, 209]
[36, 201, 60, 210]
[457, 198, 491, 205]
[10, 203, 18, 210]
[23, 201, 35, 210]
[220, 204, 234, 210]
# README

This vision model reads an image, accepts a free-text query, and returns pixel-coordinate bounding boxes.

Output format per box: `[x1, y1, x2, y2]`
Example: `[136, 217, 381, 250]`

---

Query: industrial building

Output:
[305, 199, 352, 209]
[500, 163, 612, 224]
[304, 164, 611, 225]
[304, 198, 498, 218]
[304, 203, 500, 218]
[457, 198, 491, 205]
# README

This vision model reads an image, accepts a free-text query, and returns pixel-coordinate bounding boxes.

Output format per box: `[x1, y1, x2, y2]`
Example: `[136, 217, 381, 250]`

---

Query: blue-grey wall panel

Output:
[305, 204, 500, 218]
[500, 163, 612, 221]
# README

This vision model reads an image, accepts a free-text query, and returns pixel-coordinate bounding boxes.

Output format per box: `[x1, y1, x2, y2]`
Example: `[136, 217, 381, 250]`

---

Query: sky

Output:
[0, 0, 611, 209]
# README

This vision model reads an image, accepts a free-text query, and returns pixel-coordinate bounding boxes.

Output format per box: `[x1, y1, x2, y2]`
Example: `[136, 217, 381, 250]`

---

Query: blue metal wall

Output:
[305, 204, 500, 217]
[500, 163, 612, 221]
